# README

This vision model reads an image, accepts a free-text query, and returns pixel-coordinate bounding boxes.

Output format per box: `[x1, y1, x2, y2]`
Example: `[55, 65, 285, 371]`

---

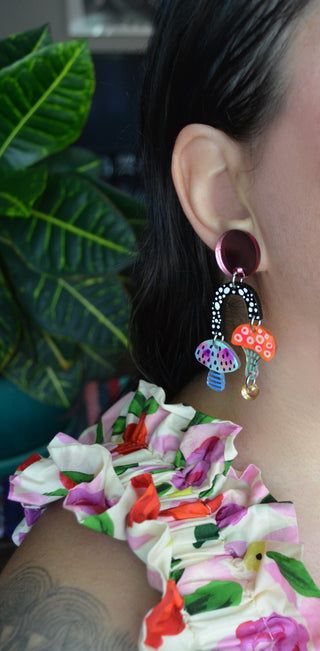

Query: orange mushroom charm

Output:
[231, 324, 277, 400]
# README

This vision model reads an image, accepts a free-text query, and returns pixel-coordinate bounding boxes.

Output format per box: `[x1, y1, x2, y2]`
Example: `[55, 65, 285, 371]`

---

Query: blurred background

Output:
[0, 0, 157, 568]
[0, 0, 157, 196]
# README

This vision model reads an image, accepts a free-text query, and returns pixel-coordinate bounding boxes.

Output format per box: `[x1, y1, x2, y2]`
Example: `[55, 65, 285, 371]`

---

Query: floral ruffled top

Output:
[9, 381, 320, 649]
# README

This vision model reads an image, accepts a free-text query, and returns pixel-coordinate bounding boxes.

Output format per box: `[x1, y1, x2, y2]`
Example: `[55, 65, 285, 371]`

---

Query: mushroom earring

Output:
[195, 230, 277, 400]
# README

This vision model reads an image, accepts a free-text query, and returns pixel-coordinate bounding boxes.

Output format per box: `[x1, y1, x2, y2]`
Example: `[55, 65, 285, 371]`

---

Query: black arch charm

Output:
[211, 281, 263, 339]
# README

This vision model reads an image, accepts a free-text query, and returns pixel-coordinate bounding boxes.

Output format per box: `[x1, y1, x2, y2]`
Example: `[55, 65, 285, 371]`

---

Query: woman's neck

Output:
[176, 333, 320, 583]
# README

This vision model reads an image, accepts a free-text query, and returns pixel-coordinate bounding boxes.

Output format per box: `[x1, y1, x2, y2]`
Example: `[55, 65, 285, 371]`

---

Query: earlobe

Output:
[171, 123, 256, 251]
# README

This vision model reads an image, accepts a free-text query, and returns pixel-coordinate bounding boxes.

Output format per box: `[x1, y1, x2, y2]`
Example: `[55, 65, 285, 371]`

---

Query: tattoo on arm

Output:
[0, 565, 136, 650]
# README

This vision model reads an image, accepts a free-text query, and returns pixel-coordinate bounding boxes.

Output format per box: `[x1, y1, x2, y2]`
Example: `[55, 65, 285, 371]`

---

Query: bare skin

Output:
[0, 503, 159, 649]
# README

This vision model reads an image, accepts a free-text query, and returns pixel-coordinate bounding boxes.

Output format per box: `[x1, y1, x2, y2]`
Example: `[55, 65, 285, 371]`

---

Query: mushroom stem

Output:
[207, 371, 225, 392]
[244, 348, 260, 379]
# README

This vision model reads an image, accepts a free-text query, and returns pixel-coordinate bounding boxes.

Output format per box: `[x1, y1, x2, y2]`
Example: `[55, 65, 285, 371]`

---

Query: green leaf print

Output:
[174, 449, 186, 469]
[144, 396, 159, 415]
[187, 412, 215, 428]
[44, 488, 68, 497]
[223, 459, 233, 476]
[112, 415, 127, 436]
[184, 580, 243, 615]
[95, 419, 104, 444]
[82, 511, 114, 536]
[61, 470, 95, 484]
[114, 463, 139, 476]
[266, 551, 320, 597]
[156, 482, 172, 496]
[171, 557, 182, 569]
[261, 493, 278, 504]
[169, 568, 185, 584]
[193, 523, 220, 549]
[127, 390, 159, 418]
[128, 390, 147, 417]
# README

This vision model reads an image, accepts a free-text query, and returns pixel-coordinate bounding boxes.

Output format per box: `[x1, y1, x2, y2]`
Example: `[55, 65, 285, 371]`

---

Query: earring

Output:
[195, 230, 276, 400]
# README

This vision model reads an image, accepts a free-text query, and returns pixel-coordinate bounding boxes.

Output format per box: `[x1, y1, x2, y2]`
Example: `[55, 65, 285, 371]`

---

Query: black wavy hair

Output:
[131, 0, 312, 399]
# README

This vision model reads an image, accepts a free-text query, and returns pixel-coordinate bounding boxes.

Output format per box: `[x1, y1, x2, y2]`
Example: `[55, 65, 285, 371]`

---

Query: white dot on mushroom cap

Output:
[264, 351, 271, 358]
[234, 334, 243, 342]
[256, 335, 264, 345]
[255, 345, 262, 352]
[247, 337, 254, 345]
[266, 342, 273, 349]
[258, 328, 262, 334]
[241, 327, 249, 335]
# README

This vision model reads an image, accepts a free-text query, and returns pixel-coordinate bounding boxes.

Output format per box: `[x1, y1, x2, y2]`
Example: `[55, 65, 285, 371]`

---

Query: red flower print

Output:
[113, 412, 148, 456]
[16, 453, 42, 472]
[127, 473, 160, 526]
[160, 493, 223, 521]
[59, 471, 77, 490]
[145, 579, 185, 648]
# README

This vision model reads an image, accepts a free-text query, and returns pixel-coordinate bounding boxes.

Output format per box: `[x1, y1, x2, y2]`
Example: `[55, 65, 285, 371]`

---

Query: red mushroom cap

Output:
[231, 324, 276, 361]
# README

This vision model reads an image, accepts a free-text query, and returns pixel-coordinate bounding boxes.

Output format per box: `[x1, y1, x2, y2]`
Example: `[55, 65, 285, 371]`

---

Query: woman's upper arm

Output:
[0, 502, 159, 649]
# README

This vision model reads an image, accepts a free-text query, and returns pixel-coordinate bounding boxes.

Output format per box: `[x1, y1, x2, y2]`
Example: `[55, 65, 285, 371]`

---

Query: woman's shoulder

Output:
[0, 500, 159, 649]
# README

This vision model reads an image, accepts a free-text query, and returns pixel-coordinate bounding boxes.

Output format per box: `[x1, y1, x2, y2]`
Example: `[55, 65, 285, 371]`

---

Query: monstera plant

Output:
[0, 24, 144, 416]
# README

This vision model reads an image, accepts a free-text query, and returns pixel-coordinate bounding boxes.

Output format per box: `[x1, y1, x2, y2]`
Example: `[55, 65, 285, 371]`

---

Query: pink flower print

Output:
[216, 503, 248, 529]
[172, 436, 225, 490]
[236, 612, 309, 650]
[65, 483, 107, 516]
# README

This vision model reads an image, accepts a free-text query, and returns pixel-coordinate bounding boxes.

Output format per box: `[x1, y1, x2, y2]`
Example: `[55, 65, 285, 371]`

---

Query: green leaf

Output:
[266, 551, 320, 598]
[0, 25, 52, 70]
[80, 344, 119, 382]
[2, 173, 136, 276]
[4, 333, 82, 407]
[0, 166, 47, 216]
[193, 523, 220, 549]
[0, 40, 94, 173]
[82, 511, 114, 536]
[87, 176, 146, 240]
[46, 146, 102, 177]
[2, 246, 130, 350]
[0, 268, 20, 370]
[184, 580, 243, 615]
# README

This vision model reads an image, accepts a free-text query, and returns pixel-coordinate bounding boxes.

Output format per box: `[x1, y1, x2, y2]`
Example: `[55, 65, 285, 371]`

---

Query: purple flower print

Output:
[172, 436, 225, 490]
[216, 503, 248, 529]
[235, 612, 309, 650]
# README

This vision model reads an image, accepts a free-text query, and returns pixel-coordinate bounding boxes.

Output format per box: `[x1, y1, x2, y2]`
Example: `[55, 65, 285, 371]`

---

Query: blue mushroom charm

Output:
[195, 339, 241, 391]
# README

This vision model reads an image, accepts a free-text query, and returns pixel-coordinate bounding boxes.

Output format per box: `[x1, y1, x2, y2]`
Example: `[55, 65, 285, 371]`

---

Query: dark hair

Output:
[131, 0, 312, 399]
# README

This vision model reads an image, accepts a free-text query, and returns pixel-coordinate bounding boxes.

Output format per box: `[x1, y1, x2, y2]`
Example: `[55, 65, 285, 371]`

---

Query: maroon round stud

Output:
[215, 230, 261, 278]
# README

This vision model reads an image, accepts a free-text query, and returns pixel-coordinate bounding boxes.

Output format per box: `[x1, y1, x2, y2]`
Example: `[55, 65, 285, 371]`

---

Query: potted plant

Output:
[0, 25, 144, 475]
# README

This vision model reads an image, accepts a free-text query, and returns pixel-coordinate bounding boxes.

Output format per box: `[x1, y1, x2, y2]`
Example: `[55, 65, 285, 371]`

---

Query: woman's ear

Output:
[171, 123, 262, 254]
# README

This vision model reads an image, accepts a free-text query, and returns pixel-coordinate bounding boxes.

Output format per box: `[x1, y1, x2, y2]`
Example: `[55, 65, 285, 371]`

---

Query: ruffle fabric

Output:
[9, 381, 320, 649]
